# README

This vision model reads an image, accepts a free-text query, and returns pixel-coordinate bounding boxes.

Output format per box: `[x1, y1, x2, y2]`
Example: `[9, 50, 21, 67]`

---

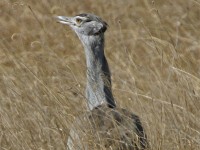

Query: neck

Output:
[78, 34, 116, 110]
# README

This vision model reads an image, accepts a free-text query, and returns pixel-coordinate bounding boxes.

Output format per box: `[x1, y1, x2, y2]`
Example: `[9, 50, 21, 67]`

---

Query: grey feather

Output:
[56, 13, 148, 150]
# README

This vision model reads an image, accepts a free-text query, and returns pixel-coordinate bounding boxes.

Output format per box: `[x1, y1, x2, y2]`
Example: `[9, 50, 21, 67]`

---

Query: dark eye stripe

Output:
[85, 19, 92, 22]
[77, 13, 88, 17]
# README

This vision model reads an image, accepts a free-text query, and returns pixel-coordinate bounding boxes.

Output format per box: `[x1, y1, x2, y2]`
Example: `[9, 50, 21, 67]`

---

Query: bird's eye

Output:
[76, 18, 82, 24]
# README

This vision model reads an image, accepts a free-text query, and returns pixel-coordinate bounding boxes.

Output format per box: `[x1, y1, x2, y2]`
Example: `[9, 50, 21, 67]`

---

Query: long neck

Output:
[78, 34, 116, 110]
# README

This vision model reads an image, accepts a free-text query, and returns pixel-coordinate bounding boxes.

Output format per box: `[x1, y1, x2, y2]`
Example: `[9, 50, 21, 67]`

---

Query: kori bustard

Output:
[56, 13, 148, 150]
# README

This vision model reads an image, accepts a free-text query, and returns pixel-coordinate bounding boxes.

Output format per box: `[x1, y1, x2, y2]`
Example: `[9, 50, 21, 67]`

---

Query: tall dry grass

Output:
[1, 0, 200, 149]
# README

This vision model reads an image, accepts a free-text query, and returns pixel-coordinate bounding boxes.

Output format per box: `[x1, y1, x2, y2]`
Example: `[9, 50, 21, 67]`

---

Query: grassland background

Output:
[1, 0, 200, 149]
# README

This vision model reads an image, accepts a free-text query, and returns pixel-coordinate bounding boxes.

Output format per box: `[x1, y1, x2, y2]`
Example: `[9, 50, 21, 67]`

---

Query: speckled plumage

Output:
[67, 104, 147, 150]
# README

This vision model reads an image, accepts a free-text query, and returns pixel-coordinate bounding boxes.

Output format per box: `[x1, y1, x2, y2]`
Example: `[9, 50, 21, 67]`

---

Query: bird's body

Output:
[67, 104, 147, 150]
[56, 13, 147, 149]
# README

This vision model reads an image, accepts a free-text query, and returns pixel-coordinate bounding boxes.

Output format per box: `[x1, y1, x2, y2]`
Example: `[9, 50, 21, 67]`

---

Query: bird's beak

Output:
[55, 16, 74, 25]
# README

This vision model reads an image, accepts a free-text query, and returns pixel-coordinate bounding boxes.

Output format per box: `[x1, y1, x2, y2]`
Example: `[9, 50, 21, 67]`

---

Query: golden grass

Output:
[1, 0, 200, 149]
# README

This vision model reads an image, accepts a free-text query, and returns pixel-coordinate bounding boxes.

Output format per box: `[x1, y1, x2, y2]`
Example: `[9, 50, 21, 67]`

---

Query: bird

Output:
[56, 13, 148, 150]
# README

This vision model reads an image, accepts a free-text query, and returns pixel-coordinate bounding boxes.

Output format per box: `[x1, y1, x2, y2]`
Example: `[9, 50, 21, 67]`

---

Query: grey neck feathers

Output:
[78, 33, 116, 110]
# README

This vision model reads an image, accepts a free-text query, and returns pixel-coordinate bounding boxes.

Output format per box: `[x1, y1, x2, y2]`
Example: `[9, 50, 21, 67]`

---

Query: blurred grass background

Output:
[1, 0, 200, 149]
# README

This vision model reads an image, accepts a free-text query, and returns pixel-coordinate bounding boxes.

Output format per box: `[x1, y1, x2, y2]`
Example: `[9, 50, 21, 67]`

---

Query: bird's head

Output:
[56, 13, 108, 36]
